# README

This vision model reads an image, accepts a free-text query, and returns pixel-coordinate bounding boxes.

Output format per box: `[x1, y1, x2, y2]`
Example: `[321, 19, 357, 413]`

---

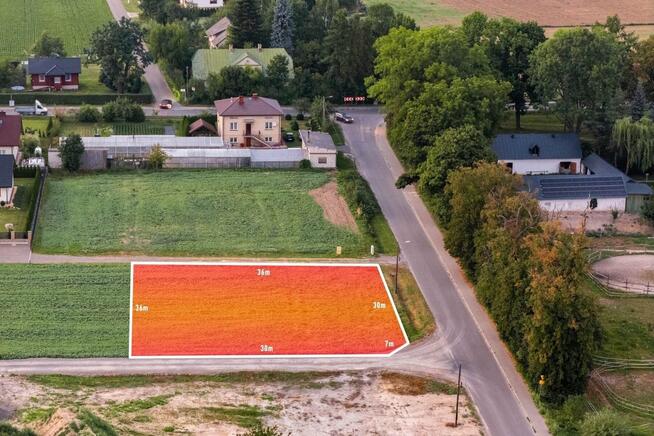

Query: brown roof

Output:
[206, 17, 231, 37]
[188, 118, 218, 135]
[0, 112, 21, 147]
[214, 95, 283, 117]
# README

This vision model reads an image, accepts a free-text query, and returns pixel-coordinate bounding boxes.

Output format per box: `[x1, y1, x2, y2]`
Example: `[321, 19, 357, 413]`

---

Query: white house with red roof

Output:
[215, 95, 283, 147]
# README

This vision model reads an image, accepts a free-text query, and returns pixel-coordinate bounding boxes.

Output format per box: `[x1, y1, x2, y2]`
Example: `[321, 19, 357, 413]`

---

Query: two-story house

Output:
[215, 95, 283, 147]
[0, 111, 22, 160]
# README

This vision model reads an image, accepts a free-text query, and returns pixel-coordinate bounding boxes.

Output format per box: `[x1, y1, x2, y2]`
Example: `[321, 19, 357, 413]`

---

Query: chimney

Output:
[229, 44, 234, 52]
[238, 96, 244, 105]
[257, 43, 262, 52]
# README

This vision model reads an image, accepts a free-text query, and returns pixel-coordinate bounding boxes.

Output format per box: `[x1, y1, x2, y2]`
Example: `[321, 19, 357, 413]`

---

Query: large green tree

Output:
[529, 27, 625, 133]
[634, 35, 654, 101]
[524, 223, 601, 403]
[149, 21, 204, 73]
[85, 18, 151, 94]
[206, 66, 262, 100]
[32, 33, 66, 57]
[229, 0, 265, 47]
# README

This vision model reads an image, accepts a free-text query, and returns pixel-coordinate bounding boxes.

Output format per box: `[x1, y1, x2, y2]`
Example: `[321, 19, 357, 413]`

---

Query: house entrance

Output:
[245, 123, 252, 147]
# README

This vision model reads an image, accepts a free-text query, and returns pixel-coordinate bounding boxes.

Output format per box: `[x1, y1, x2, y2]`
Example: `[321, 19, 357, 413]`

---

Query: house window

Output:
[229, 122, 238, 131]
[38, 74, 45, 82]
[65, 73, 71, 82]
[264, 136, 273, 142]
[210, 0, 217, 3]
[265, 121, 273, 129]
[229, 137, 238, 144]
[318, 157, 327, 164]
[54, 77, 61, 84]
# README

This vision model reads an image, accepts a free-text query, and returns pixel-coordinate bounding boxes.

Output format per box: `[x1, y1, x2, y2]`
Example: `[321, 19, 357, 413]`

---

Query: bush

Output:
[102, 101, 119, 122]
[580, 409, 633, 436]
[296, 113, 305, 121]
[78, 104, 102, 122]
[642, 198, 654, 223]
[395, 172, 419, 189]
[299, 159, 311, 169]
[125, 103, 145, 122]
[102, 98, 145, 123]
[147, 144, 168, 169]
[13, 165, 38, 178]
[290, 120, 299, 131]
[20, 134, 41, 156]
[337, 169, 382, 232]
[60, 134, 85, 172]
[285, 113, 292, 120]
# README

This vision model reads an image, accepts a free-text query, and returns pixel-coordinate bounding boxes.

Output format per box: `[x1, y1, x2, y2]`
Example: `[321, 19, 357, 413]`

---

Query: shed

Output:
[188, 119, 218, 136]
[299, 130, 336, 169]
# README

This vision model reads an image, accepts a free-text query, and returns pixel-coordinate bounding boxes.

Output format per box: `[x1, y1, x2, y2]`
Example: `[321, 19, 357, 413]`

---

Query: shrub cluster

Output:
[78, 105, 102, 123]
[101, 98, 145, 122]
[337, 169, 381, 233]
[1, 92, 153, 105]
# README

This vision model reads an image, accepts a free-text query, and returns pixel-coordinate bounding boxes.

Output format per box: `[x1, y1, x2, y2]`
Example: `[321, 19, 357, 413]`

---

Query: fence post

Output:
[10, 231, 15, 240]
[27, 230, 32, 242]
[625, 279, 629, 291]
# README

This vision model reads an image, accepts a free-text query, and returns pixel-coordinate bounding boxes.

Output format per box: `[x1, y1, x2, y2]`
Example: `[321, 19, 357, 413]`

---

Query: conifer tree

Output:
[229, 0, 264, 47]
[270, 0, 294, 53]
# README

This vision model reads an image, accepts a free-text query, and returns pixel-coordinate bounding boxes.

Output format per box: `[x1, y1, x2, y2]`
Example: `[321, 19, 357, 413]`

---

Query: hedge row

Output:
[0, 92, 153, 106]
[13, 165, 39, 178]
[337, 168, 382, 234]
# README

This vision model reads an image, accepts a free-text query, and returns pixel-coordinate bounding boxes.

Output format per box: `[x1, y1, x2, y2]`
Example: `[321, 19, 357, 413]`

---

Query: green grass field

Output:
[35, 170, 366, 257]
[0, 179, 35, 231]
[0, 264, 129, 359]
[0, 0, 113, 60]
[364, 0, 463, 27]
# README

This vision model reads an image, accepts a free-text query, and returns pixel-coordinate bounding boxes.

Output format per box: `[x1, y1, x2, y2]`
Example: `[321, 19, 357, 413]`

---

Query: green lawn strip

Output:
[34, 170, 366, 257]
[0, 178, 35, 231]
[584, 278, 654, 360]
[281, 118, 309, 148]
[78, 409, 118, 436]
[195, 404, 270, 429]
[105, 395, 171, 417]
[20, 407, 54, 424]
[0, 264, 129, 359]
[499, 112, 597, 144]
[381, 266, 435, 342]
[0, 0, 113, 60]
[363, 0, 463, 27]
[28, 372, 340, 390]
[326, 122, 345, 146]
[121, 0, 140, 13]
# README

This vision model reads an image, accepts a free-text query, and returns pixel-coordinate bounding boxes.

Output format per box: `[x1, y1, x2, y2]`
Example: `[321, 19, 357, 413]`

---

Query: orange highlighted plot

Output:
[130, 263, 409, 358]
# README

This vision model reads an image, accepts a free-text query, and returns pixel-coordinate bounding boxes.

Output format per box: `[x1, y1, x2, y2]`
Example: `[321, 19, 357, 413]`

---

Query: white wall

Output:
[501, 158, 582, 175]
[539, 197, 626, 212]
[0, 186, 13, 204]
[307, 151, 336, 169]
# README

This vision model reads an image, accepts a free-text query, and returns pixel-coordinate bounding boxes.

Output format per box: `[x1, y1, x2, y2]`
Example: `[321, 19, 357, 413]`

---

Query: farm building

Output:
[0, 155, 14, 205]
[192, 46, 294, 80]
[215, 95, 283, 147]
[494, 133, 652, 212]
[0, 111, 22, 159]
[27, 57, 81, 90]
[206, 17, 231, 48]
[299, 130, 337, 169]
[180, 0, 223, 8]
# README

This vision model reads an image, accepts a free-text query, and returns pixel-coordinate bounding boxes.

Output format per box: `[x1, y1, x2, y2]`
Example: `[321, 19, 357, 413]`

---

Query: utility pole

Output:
[394, 249, 400, 294]
[185, 66, 190, 103]
[454, 364, 462, 427]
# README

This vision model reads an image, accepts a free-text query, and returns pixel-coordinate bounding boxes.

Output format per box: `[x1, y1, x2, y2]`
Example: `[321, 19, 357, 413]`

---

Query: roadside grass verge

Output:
[381, 266, 435, 342]
[34, 170, 367, 257]
[0, 264, 129, 359]
[381, 372, 458, 395]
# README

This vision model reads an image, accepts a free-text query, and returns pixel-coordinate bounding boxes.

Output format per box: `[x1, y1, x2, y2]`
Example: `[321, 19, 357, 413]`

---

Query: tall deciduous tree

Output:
[524, 223, 601, 403]
[85, 18, 151, 94]
[32, 33, 66, 57]
[529, 28, 625, 133]
[149, 21, 204, 73]
[206, 66, 262, 100]
[634, 35, 654, 101]
[264, 54, 290, 100]
[270, 0, 294, 53]
[229, 0, 265, 47]
[60, 134, 85, 172]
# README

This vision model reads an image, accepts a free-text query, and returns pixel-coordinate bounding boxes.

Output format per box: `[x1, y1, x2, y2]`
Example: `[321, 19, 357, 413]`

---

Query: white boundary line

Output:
[129, 261, 410, 359]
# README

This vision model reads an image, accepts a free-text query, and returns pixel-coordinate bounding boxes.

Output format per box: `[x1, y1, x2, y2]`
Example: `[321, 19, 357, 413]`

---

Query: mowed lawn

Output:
[35, 170, 365, 257]
[0, 264, 129, 359]
[0, 0, 113, 59]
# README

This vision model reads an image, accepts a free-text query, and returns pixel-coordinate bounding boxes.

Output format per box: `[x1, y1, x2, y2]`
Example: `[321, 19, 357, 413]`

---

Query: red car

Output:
[159, 99, 173, 109]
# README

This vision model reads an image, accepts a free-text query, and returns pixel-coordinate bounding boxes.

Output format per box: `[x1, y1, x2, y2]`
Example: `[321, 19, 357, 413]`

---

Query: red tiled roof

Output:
[189, 118, 218, 135]
[0, 112, 21, 147]
[214, 95, 283, 116]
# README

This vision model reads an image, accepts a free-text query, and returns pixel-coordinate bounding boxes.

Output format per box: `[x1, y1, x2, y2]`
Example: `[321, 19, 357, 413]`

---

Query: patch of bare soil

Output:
[550, 211, 653, 235]
[309, 181, 359, 233]
[0, 375, 45, 420]
[592, 255, 654, 285]
[440, 0, 654, 26]
[9, 371, 482, 436]
[37, 409, 77, 436]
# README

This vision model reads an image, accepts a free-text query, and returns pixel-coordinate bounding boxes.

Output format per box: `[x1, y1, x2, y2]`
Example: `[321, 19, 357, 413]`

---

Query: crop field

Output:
[35, 170, 365, 257]
[130, 263, 409, 357]
[0, 264, 129, 359]
[364, 0, 654, 35]
[0, 0, 113, 60]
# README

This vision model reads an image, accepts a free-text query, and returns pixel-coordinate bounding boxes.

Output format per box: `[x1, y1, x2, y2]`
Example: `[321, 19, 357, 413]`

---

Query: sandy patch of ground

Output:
[549, 210, 653, 235]
[0, 375, 45, 420]
[310, 181, 359, 233]
[4, 371, 481, 435]
[592, 254, 654, 285]
[440, 0, 654, 27]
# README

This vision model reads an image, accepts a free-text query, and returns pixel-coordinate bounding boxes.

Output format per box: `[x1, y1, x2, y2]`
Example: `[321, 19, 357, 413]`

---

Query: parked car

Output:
[284, 131, 295, 142]
[335, 112, 353, 123]
[159, 99, 173, 110]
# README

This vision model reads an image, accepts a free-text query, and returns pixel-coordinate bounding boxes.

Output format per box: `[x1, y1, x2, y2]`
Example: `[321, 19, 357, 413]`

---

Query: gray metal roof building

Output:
[492, 133, 582, 160]
[582, 153, 653, 196]
[27, 57, 81, 75]
[524, 175, 627, 200]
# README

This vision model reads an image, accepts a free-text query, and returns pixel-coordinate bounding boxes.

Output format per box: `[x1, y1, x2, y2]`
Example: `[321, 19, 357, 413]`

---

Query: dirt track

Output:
[441, 0, 654, 26]
[592, 254, 654, 284]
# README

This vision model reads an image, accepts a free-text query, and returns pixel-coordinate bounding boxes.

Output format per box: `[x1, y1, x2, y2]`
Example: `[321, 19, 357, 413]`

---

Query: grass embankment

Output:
[381, 265, 435, 342]
[0, 0, 113, 60]
[0, 263, 429, 358]
[35, 170, 366, 257]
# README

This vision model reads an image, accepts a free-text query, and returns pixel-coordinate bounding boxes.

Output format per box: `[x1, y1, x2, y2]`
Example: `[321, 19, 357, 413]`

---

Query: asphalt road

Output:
[339, 107, 549, 436]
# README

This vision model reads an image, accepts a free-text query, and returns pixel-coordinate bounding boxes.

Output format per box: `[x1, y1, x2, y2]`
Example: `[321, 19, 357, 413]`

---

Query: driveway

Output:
[337, 107, 549, 436]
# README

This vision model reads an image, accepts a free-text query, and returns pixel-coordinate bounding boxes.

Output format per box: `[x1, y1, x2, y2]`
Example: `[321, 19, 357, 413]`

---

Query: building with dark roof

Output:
[215, 95, 283, 147]
[0, 154, 15, 205]
[0, 111, 22, 159]
[299, 130, 336, 168]
[206, 17, 231, 48]
[492, 133, 582, 175]
[27, 57, 81, 90]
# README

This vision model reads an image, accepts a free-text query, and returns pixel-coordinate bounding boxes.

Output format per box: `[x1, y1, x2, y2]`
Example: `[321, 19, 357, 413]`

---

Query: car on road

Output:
[335, 112, 353, 123]
[284, 132, 295, 142]
[159, 99, 173, 110]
